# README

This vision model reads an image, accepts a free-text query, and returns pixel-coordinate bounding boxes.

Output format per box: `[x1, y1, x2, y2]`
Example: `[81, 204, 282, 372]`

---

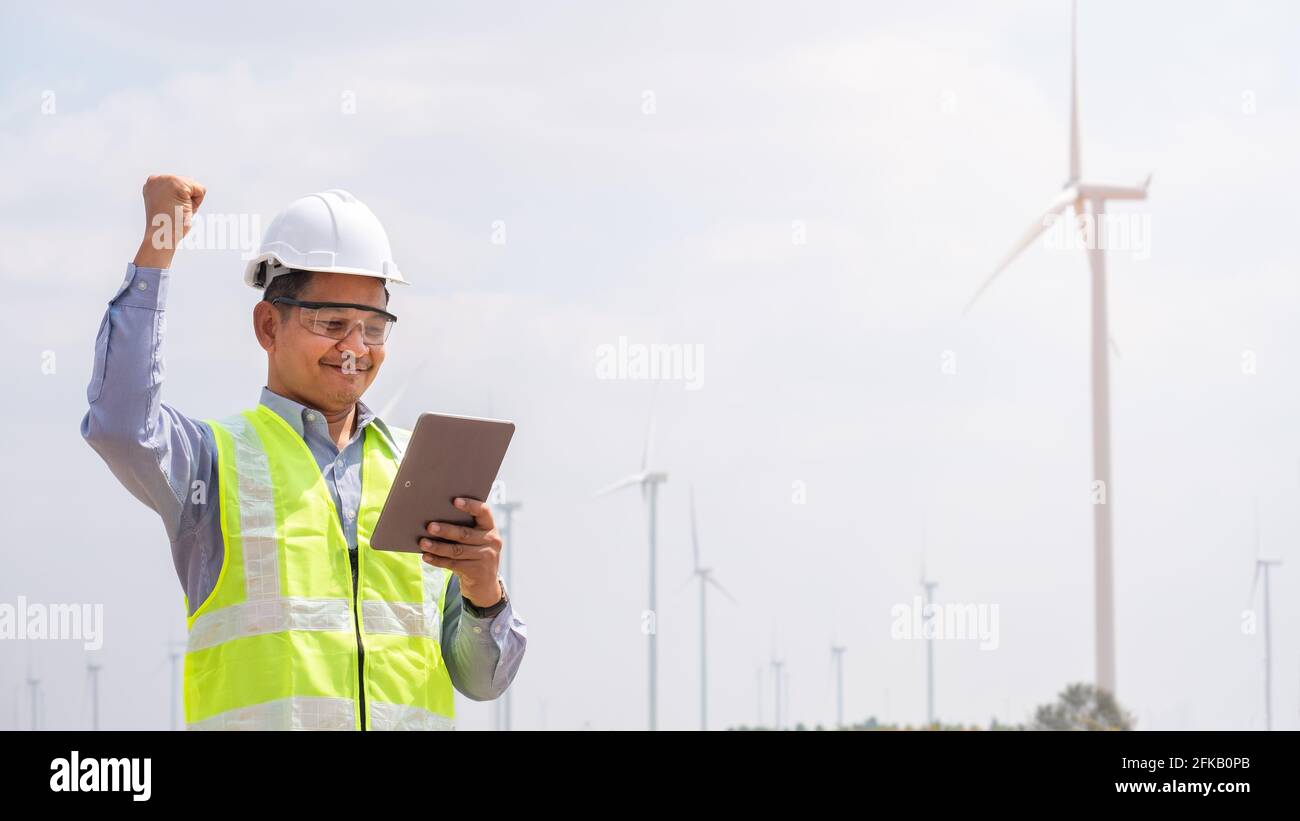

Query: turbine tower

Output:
[1248, 501, 1282, 731]
[168, 639, 185, 730]
[962, 0, 1150, 699]
[920, 561, 938, 727]
[686, 486, 736, 731]
[25, 648, 41, 731]
[830, 643, 847, 728]
[770, 656, 785, 730]
[86, 658, 103, 731]
[595, 395, 668, 730]
[495, 496, 522, 732]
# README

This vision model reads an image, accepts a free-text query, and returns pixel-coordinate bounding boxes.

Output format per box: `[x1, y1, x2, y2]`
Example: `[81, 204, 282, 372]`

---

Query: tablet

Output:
[370, 412, 516, 553]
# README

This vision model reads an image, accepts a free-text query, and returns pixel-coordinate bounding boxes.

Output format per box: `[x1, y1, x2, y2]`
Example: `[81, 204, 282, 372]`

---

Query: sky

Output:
[2, 0, 1299, 731]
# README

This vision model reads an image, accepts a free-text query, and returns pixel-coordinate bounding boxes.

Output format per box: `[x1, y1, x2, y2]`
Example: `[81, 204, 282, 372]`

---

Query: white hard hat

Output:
[244, 189, 408, 289]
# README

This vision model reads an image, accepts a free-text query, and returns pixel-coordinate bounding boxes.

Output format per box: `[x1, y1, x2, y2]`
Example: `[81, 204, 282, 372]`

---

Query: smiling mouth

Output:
[322, 363, 370, 373]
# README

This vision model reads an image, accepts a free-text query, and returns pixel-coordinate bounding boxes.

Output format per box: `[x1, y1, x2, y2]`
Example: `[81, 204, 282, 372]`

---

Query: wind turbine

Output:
[784, 666, 794, 729]
[920, 559, 938, 728]
[24, 647, 41, 731]
[86, 658, 103, 731]
[962, 0, 1150, 699]
[1247, 501, 1282, 731]
[167, 638, 185, 730]
[770, 656, 785, 730]
[830, 642, 847, 729]
[494, 495, 522, 732]
[146, 637, 186, 730]
[685, 485, 737, 731]
[594, 395, 668, 730]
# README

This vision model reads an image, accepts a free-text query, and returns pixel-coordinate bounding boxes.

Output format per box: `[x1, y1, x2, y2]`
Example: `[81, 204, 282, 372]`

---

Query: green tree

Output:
[1030, 683, 1134, 731]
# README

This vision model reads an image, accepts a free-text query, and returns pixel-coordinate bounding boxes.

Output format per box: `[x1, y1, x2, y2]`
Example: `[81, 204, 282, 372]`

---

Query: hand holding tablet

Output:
[370, 412, 516, 608]
[370, 412, 516, 553]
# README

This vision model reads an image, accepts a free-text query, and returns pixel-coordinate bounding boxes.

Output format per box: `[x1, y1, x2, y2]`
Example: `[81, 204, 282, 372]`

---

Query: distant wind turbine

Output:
[962, 0, 1150, 699]
[1247, 501, 1282, 731]
[495, 495, 522, 732]
[784, 666, 793, 729]
[86, 658, 103, 731]
[685, 486, 737, 731]
[770, 657, 785, 730]
[920, 558, 938, 728]
[595, 393, 668, 730]
[168, 639, 185, 730]
[25, 647, 42, 731]
[830, 642, 847, 729]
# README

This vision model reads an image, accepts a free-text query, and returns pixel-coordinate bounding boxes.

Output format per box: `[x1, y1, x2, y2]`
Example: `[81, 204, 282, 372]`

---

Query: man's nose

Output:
[336, 323, 371, 357]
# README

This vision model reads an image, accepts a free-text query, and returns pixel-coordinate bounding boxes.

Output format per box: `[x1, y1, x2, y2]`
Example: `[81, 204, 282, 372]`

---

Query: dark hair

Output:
[263, 268, 391, 315]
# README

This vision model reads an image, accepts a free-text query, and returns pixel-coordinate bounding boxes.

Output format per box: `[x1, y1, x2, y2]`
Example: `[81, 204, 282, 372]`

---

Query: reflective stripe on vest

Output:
[184, 405, 455, 730]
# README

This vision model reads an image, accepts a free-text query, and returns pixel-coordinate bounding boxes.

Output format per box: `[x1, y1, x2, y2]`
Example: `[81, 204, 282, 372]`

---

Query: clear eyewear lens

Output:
[301, 306, 393, 344]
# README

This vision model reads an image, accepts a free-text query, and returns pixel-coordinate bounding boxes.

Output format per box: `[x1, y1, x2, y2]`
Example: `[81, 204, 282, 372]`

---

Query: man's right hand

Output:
[133, 174, 207, 269]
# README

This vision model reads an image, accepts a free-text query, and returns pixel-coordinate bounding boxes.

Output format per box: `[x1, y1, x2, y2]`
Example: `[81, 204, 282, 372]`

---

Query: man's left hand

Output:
[419, 498, 503, 608]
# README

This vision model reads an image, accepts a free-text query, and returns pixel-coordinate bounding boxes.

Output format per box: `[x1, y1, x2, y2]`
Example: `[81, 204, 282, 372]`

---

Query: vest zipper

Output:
[349, 549, 367, 731]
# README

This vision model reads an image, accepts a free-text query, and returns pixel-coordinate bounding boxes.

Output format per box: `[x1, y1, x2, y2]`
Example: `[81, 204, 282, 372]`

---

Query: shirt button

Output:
[136, 280, 147, 290]
[473, 626, 483, 634]
[306, 412, 316, 422]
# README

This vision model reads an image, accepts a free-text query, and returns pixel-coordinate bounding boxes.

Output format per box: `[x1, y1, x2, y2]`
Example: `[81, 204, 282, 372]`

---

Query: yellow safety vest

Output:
[183, 404, 455, 730]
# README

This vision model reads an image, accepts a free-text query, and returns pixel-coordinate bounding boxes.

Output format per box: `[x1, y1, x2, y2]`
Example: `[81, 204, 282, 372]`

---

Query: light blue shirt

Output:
[81, 263, 526, 702]
[256, 385, 377, 552]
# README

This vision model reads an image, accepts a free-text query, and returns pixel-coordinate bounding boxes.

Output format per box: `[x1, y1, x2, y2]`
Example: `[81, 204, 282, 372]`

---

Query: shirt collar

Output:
[258, 386, 397, 453]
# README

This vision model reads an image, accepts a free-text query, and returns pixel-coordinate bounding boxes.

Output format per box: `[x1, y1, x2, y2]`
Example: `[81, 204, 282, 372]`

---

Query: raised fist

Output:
[134, 174, 206, 268]
[143, 174, 206, 243]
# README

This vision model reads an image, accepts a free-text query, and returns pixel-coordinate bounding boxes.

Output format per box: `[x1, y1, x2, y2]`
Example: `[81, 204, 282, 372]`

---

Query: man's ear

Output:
[253, 301, 278, 352]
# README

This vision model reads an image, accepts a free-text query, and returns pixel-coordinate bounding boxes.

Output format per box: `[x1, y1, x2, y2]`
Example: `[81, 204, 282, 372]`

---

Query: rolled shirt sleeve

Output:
[441, 573, 528, 701]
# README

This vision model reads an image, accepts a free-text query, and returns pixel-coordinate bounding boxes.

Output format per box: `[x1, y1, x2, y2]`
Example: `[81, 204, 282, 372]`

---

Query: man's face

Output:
[259, 272, 389, 413]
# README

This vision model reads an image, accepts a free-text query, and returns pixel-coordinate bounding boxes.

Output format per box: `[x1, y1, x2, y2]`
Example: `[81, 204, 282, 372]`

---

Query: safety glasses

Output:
[269, 297, 398, 346]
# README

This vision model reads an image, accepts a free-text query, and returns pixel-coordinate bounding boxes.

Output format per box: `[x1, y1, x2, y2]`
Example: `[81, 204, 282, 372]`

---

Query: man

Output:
[81, 175, 526, 730]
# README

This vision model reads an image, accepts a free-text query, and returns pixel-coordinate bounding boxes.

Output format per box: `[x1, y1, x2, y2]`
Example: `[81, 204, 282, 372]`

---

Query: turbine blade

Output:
[641, 385, 658, 472]
[676, 572, 697, 595]
[962, 191, 1075, 317]
[642, 416, 654, 473]
[1109, 334, 1121, 359]
[708, 575, 739, 605]
[593, 473, 644, 498]
[377, 357, 431, 422]
[918, 515, 928, 587]
[1075, 182, 1150, 201]
[1069, 0, 1081, 181]
[1254, 498, 1261, 559]
[690, 485, 700, 571]
[1246, 499, 1262, 607]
